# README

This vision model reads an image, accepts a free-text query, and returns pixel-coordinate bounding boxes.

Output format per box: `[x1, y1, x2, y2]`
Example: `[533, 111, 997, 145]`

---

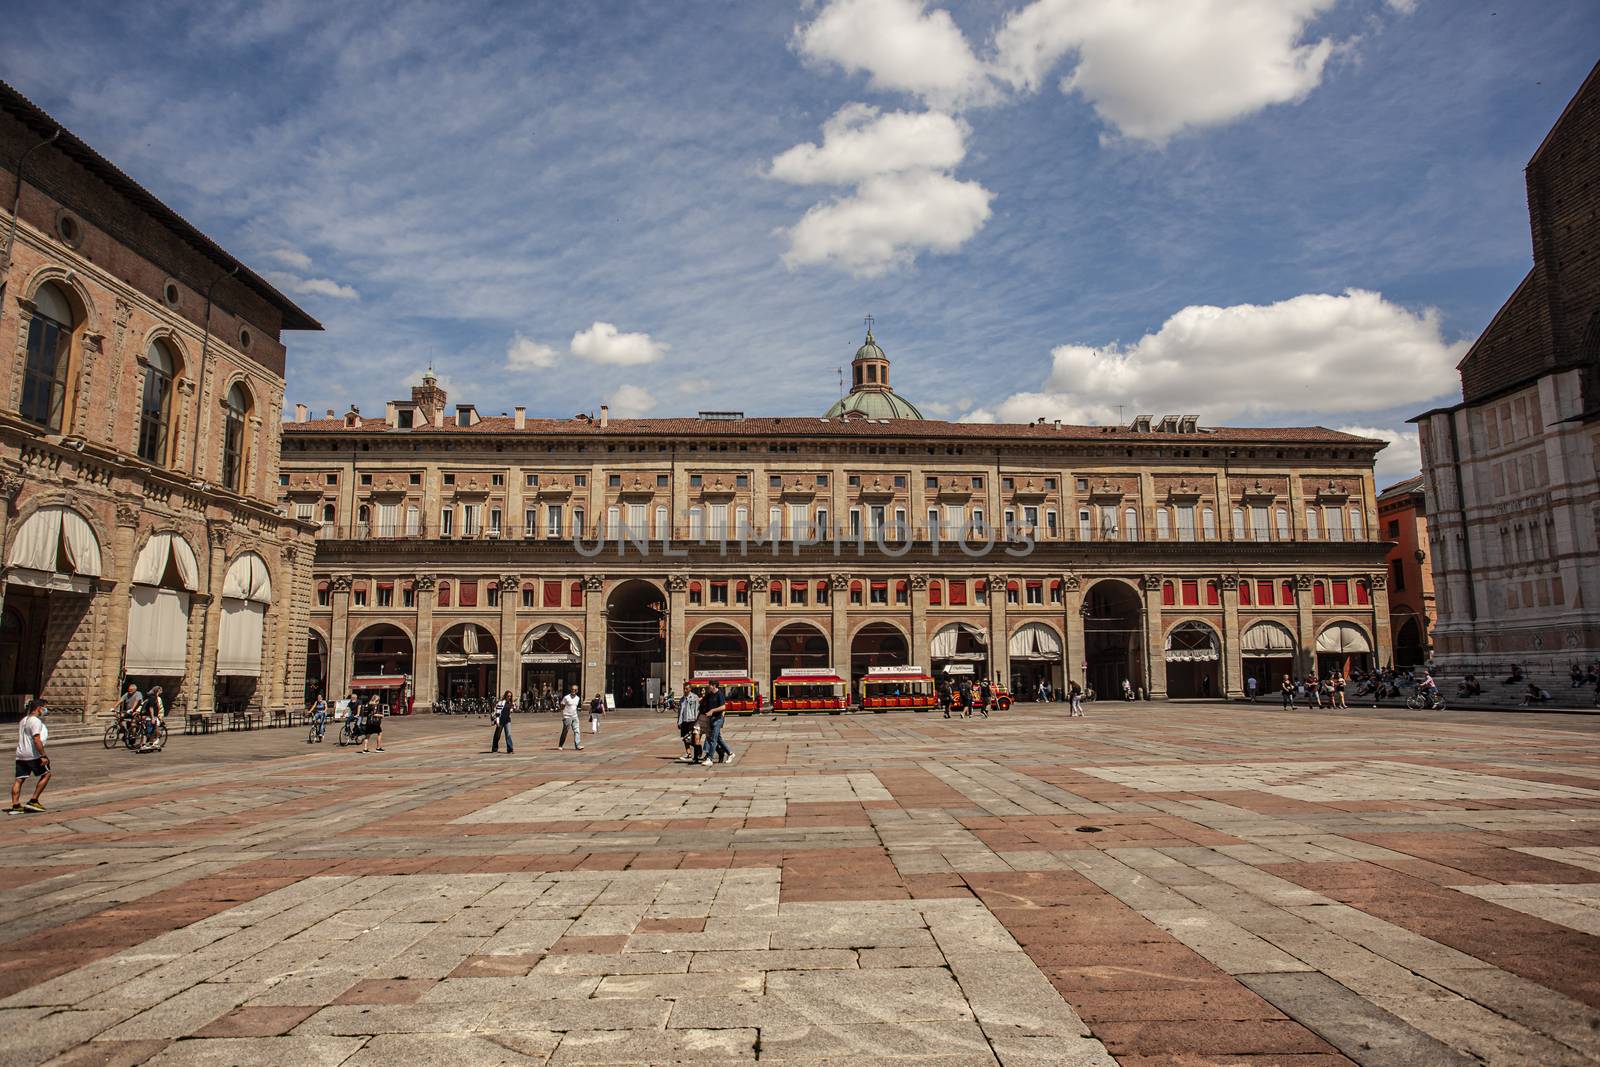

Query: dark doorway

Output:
[770, 623, 830, 677]
[689, 623, 748, 675]
[850, 622, 909, 699]
[304, 629, 328, 702]
[1084, 581, 1145, 700]
[606, 579, 665, 706]
[1393, 617, 1425, 667]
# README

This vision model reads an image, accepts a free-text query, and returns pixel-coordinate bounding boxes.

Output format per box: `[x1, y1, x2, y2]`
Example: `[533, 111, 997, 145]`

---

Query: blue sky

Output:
[4, 0, 1596, 484]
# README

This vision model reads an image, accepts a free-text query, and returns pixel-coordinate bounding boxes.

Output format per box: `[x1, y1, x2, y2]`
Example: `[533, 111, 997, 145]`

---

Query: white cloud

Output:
[976, 289, 1464, 425]
[793, 0, 994, 109]
[570, 322, 668, 366]
[918, 399, 956, 418]
[783, 170, 993, 277]
[675, 377, 712, 394]
[769, 104, 968, 185]
[264, 270, 360, 300]
[505, 333, 559, 370]
[993, 0, 1342, 143]
[1339, 425, 1422, 487]
[264, 246, 312, 270]
[607, 383, 658, 419]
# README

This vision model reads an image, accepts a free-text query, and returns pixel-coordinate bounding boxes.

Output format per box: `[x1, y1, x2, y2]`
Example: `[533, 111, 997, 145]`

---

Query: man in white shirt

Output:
[10, 699, 50, 814]
[556, 685, 583, 751]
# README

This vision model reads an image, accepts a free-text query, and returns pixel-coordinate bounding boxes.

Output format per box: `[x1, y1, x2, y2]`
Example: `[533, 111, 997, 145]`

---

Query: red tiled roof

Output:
[283, 414, 1383, 447]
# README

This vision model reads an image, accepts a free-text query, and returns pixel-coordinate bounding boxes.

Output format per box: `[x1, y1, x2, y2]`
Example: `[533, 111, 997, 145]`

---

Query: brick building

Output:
[283, 331, 1393, 709]
[0, 82, 320, 721]
[1412, 60, 1600, 675]
[1376, 476, 1433, 667]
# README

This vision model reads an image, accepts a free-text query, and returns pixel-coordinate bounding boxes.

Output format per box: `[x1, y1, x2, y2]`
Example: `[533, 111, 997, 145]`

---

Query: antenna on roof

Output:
[1116, 404, 1125, 426]
[837, 366, 844, 397]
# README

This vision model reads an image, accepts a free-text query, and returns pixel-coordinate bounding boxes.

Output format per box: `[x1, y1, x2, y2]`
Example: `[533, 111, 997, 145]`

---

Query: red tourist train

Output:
[772, 670, 848, 713]
[687, 672, 760, 713]
[859, 668, 938, 711]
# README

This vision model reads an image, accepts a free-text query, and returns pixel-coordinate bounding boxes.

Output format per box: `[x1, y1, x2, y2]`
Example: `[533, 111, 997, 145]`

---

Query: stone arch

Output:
[1083, 578, 1146, 699]
[1164, 619, 1222, 698]
[769, 621, 830, 678]
[688, 621, 749, 676]
[6, 500, 106, 578]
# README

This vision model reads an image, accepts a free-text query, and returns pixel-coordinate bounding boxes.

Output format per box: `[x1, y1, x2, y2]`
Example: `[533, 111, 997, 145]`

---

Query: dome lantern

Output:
[825, 317, 925, 420]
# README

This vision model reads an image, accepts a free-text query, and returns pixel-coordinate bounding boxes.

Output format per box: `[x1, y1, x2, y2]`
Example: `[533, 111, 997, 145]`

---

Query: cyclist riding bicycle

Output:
[1417, 671, 1442, 710]
[307, 693, 329, 743]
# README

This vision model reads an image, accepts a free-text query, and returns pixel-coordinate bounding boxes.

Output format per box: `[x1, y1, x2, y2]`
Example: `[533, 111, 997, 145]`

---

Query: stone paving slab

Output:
[6, 704, 1600, 1064]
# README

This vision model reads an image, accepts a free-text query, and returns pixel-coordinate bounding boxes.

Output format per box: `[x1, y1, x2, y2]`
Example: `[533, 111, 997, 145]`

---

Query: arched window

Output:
[1275, 507, 1290, 540]
[438, 580, 452, 608]
[1239, 580, 1253, 606]
[1281, 579, 1294, 603]
[816, 579, 829, 604]
[929, 579, 942, 606]
[1349, 507, 1365, 540]
[221, 382, 252, 491]
[654, 505, 668, 538]
[1162, 580, 1176, 607]
[1156, 509, 1171, 539]
[1356, 579, 1370, 606]
[1231, 507, 1245, 539]
[1206, 580, 1220, 606]
[849, 580, 863, 605]
[1313, 581, 1327, 606]
[138, 339, 178, 464]
[21, 282, 77, 430]
[1124, 507, 1138, 539]
[1201, 508, 1216, 540]
[1305, 508, 1320, 540]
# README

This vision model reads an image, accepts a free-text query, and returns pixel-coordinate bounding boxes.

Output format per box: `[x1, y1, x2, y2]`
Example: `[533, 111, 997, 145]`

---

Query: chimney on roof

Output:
[325, 409, 335, 419]
[294, 403, 307, 423]
[384, 401, 397, 428]
[514, 406, 526, 430]
[599, 404, 609, 428]
[433, 407, 444, 429]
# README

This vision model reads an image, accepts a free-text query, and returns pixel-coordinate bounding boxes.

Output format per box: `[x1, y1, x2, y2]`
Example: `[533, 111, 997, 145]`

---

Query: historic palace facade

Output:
[0, 83, 320, 721]
[285, 332, 1393, 709]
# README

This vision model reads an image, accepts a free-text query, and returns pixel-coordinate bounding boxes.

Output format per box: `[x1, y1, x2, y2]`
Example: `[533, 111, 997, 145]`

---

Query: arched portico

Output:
[1084, 580, 1145, 699]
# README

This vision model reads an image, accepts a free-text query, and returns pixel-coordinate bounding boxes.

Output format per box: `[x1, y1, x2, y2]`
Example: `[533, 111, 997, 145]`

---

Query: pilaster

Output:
[1063, 572, 1085, 690]
[830, 572, 850, 686]
[1142, 573, 1167, 698]
[909, 574, 929, 672]
[195, 521, 230, 712]
[666, 574, 687, 692]
[328, 574, 353, 698]
[97, 500, 141, 711]
[1294, 573, 1315, 675]
[412, 575, 436, 708]
[986, 572, 1009, 686]
[582, 574, 605, 697]
[498, 574, 520, 701]
[749, 575, 770, 695]
[1220, 574, 1242, 698]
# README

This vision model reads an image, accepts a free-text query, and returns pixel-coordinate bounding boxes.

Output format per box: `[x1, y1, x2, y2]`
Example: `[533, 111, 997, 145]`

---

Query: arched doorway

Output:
[3, 506, 102, 717]
[1316, 622, 1372, 677]
[770, 623, 830, 678]
[521, 624, 582, 698]
[1008, 622, 1063, 699]
[1165, 621, 1221, 698]
[350, 624, 413, 710]
[850, 622, 908, 698]
[437, 623, 497, 700]
[931, 622, 988, 684]
[606, 579, 665, 706]
[304, 630, 329, 703]
[1241, 620, 1295, 694]
[126, 531, 199, 698]
[1084, 580, 1145, 699]
[217, 552, 272, 712]
[1393, 616, 1425, 667]
[689, 623, 748, 676]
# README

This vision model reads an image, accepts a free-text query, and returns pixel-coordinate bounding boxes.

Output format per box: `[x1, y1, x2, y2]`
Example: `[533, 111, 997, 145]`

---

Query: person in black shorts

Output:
[359, 696, 384, 753]
[10, 699, 50, 814]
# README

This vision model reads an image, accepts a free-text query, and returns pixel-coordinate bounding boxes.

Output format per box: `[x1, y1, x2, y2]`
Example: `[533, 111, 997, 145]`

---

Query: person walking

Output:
[1245, 675, 1258, 703]
[139, 685, 165, 752]
[1280, 674, 1295, 709]
[8, 699, 50, 814]
[938, 678, 952, 719]
[359, 695, 384, 753]
[588, 692, 604, 734]
[700, 680, 734, 766]
[557, 685, 583, 750]
[1333, 673, 1347, 709]
[491, 690, 515, 753]
[1068, 680, 1084, 718]
[677, 686, 701, 762]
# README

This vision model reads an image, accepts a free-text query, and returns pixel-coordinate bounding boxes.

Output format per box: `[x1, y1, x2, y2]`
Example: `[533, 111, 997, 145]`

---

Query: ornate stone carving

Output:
[113, 297, 133, 328]
[0, 474, 26, 503]
[206, 521, 232, 550]
[665, 574, 688, 593]
[1142, 574, 1163, 592]
[331, 574, 354, 593]
[909, 574, 928, 591]
[582, 574, 605, 592]
[1367, 573, 1387, 591]
[987, 574, 1010, 594]
[412, 574, 437, 591]
[1220, 574, 1240, 591]
[830, 572, 851, 591]
[1062, 572, 1081, 592]
[499, 574, 521, 592]
[1295, 574, 1313, 591]
[747, 575, 770, 592]
[114, 501, 141, 527]
[280, 544, 300, 567]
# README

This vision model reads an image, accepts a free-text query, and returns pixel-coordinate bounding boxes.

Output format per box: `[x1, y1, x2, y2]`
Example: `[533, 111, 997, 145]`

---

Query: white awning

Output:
[133, 532, 198, 590]
[1165, 622, 1220, 662]
[1316, 622, 1372, 655]
[6, 506, 101, 578]
[521, 623, 580, 662]
[222, 552, 272, 604]
[1008, 623, 1062, 660]
[1241, 621, 1296, 656]
[126, 586, 189, 675]
[930, 622, 987, 660]
[217, 599, 266, 676]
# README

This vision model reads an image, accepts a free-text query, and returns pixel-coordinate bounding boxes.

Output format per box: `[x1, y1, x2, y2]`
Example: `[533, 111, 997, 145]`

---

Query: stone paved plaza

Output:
[6, 704, 1600, 1066]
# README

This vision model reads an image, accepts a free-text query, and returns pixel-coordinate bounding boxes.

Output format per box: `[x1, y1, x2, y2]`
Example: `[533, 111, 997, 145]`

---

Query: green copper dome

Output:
[824, 324, 925, 420]
[825, 389, 925, 420]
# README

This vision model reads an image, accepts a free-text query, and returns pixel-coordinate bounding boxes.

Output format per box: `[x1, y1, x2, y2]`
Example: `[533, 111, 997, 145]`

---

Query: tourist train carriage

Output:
[688, 671, 759, 714]
[859, 666, 938, 712]
[772, 669, 848, 713]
